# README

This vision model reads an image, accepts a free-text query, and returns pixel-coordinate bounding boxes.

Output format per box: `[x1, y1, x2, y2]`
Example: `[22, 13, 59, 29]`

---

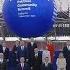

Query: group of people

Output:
[0, 40, 70, 70]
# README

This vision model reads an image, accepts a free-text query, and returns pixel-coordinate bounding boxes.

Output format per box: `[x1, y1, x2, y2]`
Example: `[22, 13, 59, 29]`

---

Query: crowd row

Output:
[0, 40, 70, 70]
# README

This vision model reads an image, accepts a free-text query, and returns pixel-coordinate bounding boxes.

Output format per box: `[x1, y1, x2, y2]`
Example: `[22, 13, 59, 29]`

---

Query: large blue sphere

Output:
[3, 0, 57, 38]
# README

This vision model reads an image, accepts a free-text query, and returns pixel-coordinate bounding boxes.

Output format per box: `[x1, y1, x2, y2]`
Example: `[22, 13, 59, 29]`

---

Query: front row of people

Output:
[0, 53, 52, 70]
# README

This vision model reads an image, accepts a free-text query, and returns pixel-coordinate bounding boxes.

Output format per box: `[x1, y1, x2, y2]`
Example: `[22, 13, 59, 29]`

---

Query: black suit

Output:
[27, 42, 35, 67]
[0, 61, 7, 70]
[63, 46, 69, 58]
[66, 54, 70, 70]
[3, 48, 9, 61]
[7, 50, 17, 70]
[13, 45, 20, 52]
[0, 45, 9, 61]
[41, 63, 52, 70]
[33, 56, 41, 70]
[0, 45, 3, 53]
[33, 51, 42, 70]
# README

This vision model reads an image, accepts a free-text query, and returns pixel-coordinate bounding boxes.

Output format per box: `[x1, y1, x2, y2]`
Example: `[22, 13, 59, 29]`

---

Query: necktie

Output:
[22, 67, 23, 70]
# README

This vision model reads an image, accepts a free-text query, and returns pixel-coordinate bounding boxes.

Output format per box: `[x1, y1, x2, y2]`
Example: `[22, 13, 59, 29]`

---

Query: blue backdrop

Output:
[3, 0, 57, 38]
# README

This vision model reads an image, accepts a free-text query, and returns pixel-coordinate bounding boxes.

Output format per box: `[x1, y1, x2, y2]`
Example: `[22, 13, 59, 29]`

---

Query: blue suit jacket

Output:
[16, 46, 28, 61]
[7, 50, 18, 70]
[7, 50, 17, 66]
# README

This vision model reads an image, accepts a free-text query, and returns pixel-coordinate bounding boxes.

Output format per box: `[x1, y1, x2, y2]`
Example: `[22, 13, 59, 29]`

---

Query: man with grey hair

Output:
[17, 57, 31, 70]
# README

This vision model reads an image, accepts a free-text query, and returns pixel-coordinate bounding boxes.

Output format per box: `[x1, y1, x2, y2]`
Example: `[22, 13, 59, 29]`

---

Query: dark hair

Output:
[27, 42, 31, 47]
[33, 42, 37, 48]
[46, 57, 48, 58]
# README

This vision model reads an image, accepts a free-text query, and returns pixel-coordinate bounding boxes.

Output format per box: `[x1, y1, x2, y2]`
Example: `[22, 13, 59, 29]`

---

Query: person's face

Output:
[2, 42, 6, 47]
[15, 40, 19, 45]
[59, 53, 64, 58]
[45, 57, 49, 63]
[20, 57, 25, 63]
[20, 41, 25, 46]
[67, 41, 70, 46]
[47, 40, 52, 45]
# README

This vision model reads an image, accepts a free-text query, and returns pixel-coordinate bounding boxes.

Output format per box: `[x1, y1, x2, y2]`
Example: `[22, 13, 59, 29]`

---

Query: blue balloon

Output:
[3, 0, 57, 38]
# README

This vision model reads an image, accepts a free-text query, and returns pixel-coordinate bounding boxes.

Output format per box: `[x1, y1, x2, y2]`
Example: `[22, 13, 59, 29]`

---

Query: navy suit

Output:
[7, 50, 17, 70]
[16, 46, 28, 61]
[17, 63, 31, 70]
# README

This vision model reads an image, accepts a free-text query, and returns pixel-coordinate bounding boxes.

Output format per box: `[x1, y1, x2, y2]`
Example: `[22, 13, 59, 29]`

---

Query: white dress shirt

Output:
[21, 63, 24, 67]
[21, 46, 24, 50]
[67, 45, 70, 51]
[44, 62, 49, 67]
[34, 48, 38, 57]
[3, 47, 6, 52]
[0, 58, 3, 63]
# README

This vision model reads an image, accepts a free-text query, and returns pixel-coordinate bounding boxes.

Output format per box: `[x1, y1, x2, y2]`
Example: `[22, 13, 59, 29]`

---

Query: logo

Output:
[17, 0, 31, 3]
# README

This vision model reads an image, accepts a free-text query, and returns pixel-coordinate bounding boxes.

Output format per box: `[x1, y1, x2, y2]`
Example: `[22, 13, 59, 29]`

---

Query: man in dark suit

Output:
[41, 57, 52, 70]
[63, 41, 70, 70]
[0, 53, 7, 70]
[0, 41, 9, 62]
[27, 42, 36, 67]
[7, 48, 17, 70]
[17, 57, 31, 70]
[17, 40, 28, 62]
[32, 47, 43, 70]
[13, 40, 20, 52]
[2, 42, 9, 61]
[66, 54, 70, 70]
[12, 40, 20, 63]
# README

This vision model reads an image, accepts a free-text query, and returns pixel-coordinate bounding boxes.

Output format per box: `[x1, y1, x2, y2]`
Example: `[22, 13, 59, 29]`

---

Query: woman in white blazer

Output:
[56, 52, 66, 70]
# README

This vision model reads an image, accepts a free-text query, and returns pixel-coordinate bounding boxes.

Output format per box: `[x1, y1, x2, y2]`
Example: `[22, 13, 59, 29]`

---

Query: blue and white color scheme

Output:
[3, 0, 57, 38]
